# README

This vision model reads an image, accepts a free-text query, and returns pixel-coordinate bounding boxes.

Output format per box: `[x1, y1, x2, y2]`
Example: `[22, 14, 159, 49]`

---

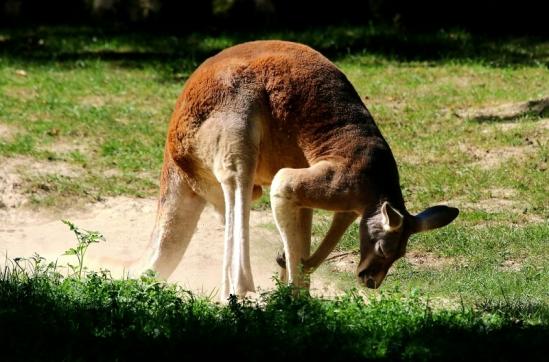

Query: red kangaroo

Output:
[141, 40, 459, 300]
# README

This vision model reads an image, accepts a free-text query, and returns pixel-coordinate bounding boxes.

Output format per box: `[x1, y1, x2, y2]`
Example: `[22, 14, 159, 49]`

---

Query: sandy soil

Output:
[0, 196, 341, 299]
[455, 96, 549, 121]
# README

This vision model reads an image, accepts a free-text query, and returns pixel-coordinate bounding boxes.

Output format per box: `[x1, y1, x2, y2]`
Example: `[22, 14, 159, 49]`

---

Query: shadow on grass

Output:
[0, 25, 547, 78]
[0, 268, 547, 361]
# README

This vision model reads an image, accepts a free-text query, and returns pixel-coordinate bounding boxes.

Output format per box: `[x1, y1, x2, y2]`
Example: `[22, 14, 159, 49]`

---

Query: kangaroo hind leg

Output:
[145, 158, 206, 279]
[212, 116, 260, 301]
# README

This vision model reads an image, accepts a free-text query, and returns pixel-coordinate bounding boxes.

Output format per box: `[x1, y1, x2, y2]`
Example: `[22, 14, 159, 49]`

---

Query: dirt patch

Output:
[0, 156, 83, 212]
[319, 249, 453, 275]
[478, 198, 522, 212]
[0, 123, 17, 141]
[3, 156, 82, 178]
[500, 259, 522, 272]
[78, 94, 130, 108]
[102, 168, 124, 177]
[456, 97, 549, 122]
[447, 186, 542, 222]
[480, 118, 549, 139]
[398, 149, 460, 167]
[323, 251, 358, 274]
[0, 164, 24, 210]
[3, 86, 38, 101]
[477, 187, 525, 213]
[452, 197, 524, 214]
[489, 188, 516, 199]
[494, 122, 521, 132]
[405, 251, 452, 269]
[40, 139, 89, 155]
[459, 144, 535, 170]
[0, 196, 341, 299]
[79, 95, 106, 108]
[368, 95, 407, 113]
[450, 76, 473, 89]
[399, 153, 423, 166]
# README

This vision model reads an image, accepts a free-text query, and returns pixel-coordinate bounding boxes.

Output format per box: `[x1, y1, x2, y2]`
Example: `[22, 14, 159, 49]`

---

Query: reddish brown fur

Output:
[166, 40, 402, 211]
[152, 40, 458, 293]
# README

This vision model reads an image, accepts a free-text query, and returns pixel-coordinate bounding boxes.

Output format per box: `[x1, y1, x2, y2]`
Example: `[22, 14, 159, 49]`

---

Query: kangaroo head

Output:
[357, 201, 459, 288]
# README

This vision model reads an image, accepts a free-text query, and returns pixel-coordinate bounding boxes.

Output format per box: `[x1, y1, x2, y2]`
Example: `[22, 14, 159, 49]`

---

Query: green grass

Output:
[0, 59, 169, 206]
[23, 172, 155, 206]
[1, 26, 547, 211]
[327, 223, 548, 311]
[0, 261, 546, 361]
[0, 222, 542, 360]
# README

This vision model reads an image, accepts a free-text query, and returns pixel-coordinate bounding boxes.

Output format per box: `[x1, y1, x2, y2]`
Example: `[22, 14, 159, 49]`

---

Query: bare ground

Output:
[455, 96, 549, 122]
[0, 196, 342, 299]
[0, 155, 344, 299]
[0, 156, 82, 211]
[323, 250, 454, 275]
[0, 123, 16, 140]
[458, 143, 537, 170]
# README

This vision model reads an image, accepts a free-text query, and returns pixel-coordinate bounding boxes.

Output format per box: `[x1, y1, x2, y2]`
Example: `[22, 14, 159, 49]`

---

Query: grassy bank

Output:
[0, 262, 546, 361]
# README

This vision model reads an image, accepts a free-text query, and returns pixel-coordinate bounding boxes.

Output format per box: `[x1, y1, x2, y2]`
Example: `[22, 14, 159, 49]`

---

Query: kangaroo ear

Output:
[381, 201, 403, 232]
[412, 205, 459, 233]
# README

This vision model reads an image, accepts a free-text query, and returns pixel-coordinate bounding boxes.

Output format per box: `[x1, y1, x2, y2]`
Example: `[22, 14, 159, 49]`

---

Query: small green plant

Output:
[62, 220, 105, 278]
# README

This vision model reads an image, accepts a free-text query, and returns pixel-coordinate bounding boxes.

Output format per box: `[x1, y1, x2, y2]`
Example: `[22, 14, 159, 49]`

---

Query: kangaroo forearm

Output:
[302, 212, 358, 271]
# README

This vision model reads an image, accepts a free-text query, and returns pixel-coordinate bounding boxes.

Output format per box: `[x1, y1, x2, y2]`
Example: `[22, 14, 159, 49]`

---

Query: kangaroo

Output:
[143, 40, 459, 300]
